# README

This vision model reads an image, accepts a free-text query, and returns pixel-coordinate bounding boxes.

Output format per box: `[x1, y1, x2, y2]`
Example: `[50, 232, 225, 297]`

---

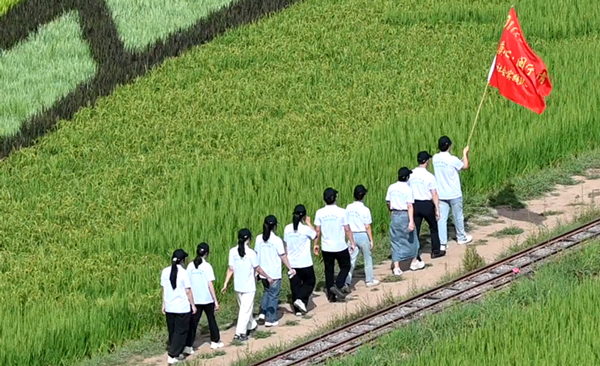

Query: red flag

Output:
[488, 7, 552, 114]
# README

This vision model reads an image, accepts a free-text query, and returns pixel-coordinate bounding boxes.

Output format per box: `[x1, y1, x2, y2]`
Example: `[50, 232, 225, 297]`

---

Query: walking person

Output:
[432, 136, 472, 250]
[222, 229, 274, 342]
[284, 204, 317, 315]
[185, 243, 224, 353]
[161, 249, 197, 365]
[314, 187, 356, 302]
[345, 185, 379, 289]
[386, 168, 421, 276]
[255, 215, 296, 327]
[409, 151, 445, 260]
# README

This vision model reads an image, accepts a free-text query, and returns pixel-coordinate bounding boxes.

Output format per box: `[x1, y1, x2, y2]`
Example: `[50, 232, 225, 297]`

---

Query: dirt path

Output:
[143, 175, 600, 366]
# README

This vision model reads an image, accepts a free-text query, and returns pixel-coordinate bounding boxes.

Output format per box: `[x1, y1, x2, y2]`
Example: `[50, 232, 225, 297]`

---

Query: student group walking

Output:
[160, 136, 472, 364]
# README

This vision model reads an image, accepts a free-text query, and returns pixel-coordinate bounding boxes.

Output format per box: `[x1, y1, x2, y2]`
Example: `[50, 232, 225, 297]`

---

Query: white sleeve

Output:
[228, 250, 234, 268]
[276, 238, 285, 256]
[304, 225, 317, 240]
[205, 264, 216, 282]
[250, 250, 259, 268]
[407, 188, 414, 204]
[362, 208, 372, 225]
[451, 156, 465, 170]
[314, 211, 322, 226]
[385, 186, 391, 201]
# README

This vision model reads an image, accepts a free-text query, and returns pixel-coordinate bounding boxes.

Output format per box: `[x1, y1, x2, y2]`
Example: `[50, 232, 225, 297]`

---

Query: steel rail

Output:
[250, 218, 600, 366]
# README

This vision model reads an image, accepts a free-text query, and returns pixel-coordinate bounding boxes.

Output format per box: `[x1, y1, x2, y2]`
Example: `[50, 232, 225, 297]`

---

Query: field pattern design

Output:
[0, 0, 301, 157]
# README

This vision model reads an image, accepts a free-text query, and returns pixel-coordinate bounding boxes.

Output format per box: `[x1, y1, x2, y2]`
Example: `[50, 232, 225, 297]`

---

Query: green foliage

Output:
[326, 240, 600, 366]
[0, 0, 20, 16]
[0, 11, 96, 136]
[461, 247, 486, 272]
[105, 0, 236, 50]
[491, 226, 525, 237]
[0, 0, 599, 365]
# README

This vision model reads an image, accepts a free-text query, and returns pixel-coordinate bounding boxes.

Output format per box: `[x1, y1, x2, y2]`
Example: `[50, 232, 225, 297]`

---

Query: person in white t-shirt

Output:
[345, 185, 379, 289]
[409, 151, 445, 260]
[161, 249, 197, 365]
[222, 229, 273, 342]
[255, 215, 295, 327]
[386, 168, 420, 276]
[284, 204, 317, 315]
[185, 243, 223, 353]
[432, 136, 472, 250]
[314, 187, 356, 302]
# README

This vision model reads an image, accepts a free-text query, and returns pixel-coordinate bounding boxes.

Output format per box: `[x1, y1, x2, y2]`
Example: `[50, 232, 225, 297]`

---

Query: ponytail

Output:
[262, 215, 278, 242]
[237, 229, 252, 258]
[168, 249, 188, 290]
[193, 242, 210, 268]
[292, 213, 302, 231]
[169, 259, 180, 290]
[237, 238, 246, 258]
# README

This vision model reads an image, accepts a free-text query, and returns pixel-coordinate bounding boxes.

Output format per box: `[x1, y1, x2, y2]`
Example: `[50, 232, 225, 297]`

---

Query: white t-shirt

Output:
[432, 152, 464, 200]
[408, 167, 438, 201]
[228, 246, 259, 293]
[255, 233, 285, 280]
[186, 261, 216, 305]
[345, 201, 372, 233]
[385, 182, 414, 210]
[284, 223, 317, 269]
[161, 265, 192, 313]
[314, 204, 348, 252]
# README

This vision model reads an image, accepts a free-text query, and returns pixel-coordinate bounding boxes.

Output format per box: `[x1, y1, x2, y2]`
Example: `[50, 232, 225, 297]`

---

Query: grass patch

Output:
[196, 350, 227, 360]
[472, 239, 489, 246]
[542, 210, 564, 216]
[253, 330, 275, 339]
[0, 0, 19, 16]
[0, 11, 97, 136]
[105, 0, 235, 50]
[302, 315, 313, 320]
[381, 274, 404, 283]
[284, 320, 300, 326]
[490, 226, 525, 238]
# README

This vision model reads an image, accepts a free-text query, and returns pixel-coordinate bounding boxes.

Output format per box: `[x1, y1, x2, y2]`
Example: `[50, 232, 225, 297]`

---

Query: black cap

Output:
[293, 204, 307, 216]
[398, 167, 412, 178]
[264, 215, 278, 225]
[438, 136, 452, 150]
[172, 249, 188, 261]
[417, 151, 432, 164]
[238, 228, 252, 241]
[323, 187, 338, 201]
[197, 242, 210, 255]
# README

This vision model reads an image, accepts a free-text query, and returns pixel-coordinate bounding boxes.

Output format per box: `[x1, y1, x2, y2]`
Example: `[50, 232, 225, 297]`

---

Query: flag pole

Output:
[467, 82, 490, 147]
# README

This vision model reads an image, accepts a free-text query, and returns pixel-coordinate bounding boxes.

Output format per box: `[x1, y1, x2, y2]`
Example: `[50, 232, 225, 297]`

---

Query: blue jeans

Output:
[260, 279, 281, 323]
[346, 232, 374, 285]
[438, 197, 467, 249]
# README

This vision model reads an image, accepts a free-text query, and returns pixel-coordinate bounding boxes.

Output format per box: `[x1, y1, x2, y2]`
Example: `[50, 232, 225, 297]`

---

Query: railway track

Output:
[251, 218, 600, 366]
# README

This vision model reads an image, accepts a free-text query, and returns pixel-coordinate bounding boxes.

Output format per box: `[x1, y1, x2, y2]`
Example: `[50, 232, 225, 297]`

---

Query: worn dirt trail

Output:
[142, 175, 600, 366]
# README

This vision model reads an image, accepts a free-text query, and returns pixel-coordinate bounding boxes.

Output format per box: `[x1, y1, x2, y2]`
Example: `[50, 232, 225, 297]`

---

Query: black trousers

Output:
[414, 200, 441, 254]
[322, 249, 351, 299]
[290, 266, 316, 312]
[186, 303, 220, 347]
[166, 312, 190, 358]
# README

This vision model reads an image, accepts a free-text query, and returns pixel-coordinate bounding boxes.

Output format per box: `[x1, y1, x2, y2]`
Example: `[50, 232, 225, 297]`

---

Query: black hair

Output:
[398, 174, 409, 182]
[193, 243, 209, 268]
[354, 190, 366, 201]
[238, 229, 252, 258]
[262, 215, 277, 242]
[293, 205, 307, 231]
[169, 258, 182, 290]
[324, 195, 336, 205]
[440, 144, 450, 152]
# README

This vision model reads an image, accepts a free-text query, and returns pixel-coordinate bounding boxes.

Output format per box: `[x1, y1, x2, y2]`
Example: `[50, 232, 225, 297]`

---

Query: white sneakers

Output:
[410, 260, 426, 271]
[210, 342, 224, 349]
[294, 299, 307, 314]
[265, 321, 279, 327]
[366, 279, 380, 287]
[167, 356, 180, 364]
[393, 267, 403, 276]
[257, 314, 265, 321]
[458, 235, 473, 245]
[183, 347, 194, 355]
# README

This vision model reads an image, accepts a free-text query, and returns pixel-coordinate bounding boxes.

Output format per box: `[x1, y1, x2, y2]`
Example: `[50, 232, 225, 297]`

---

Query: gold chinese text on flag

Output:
[488, 7, 552, 114]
